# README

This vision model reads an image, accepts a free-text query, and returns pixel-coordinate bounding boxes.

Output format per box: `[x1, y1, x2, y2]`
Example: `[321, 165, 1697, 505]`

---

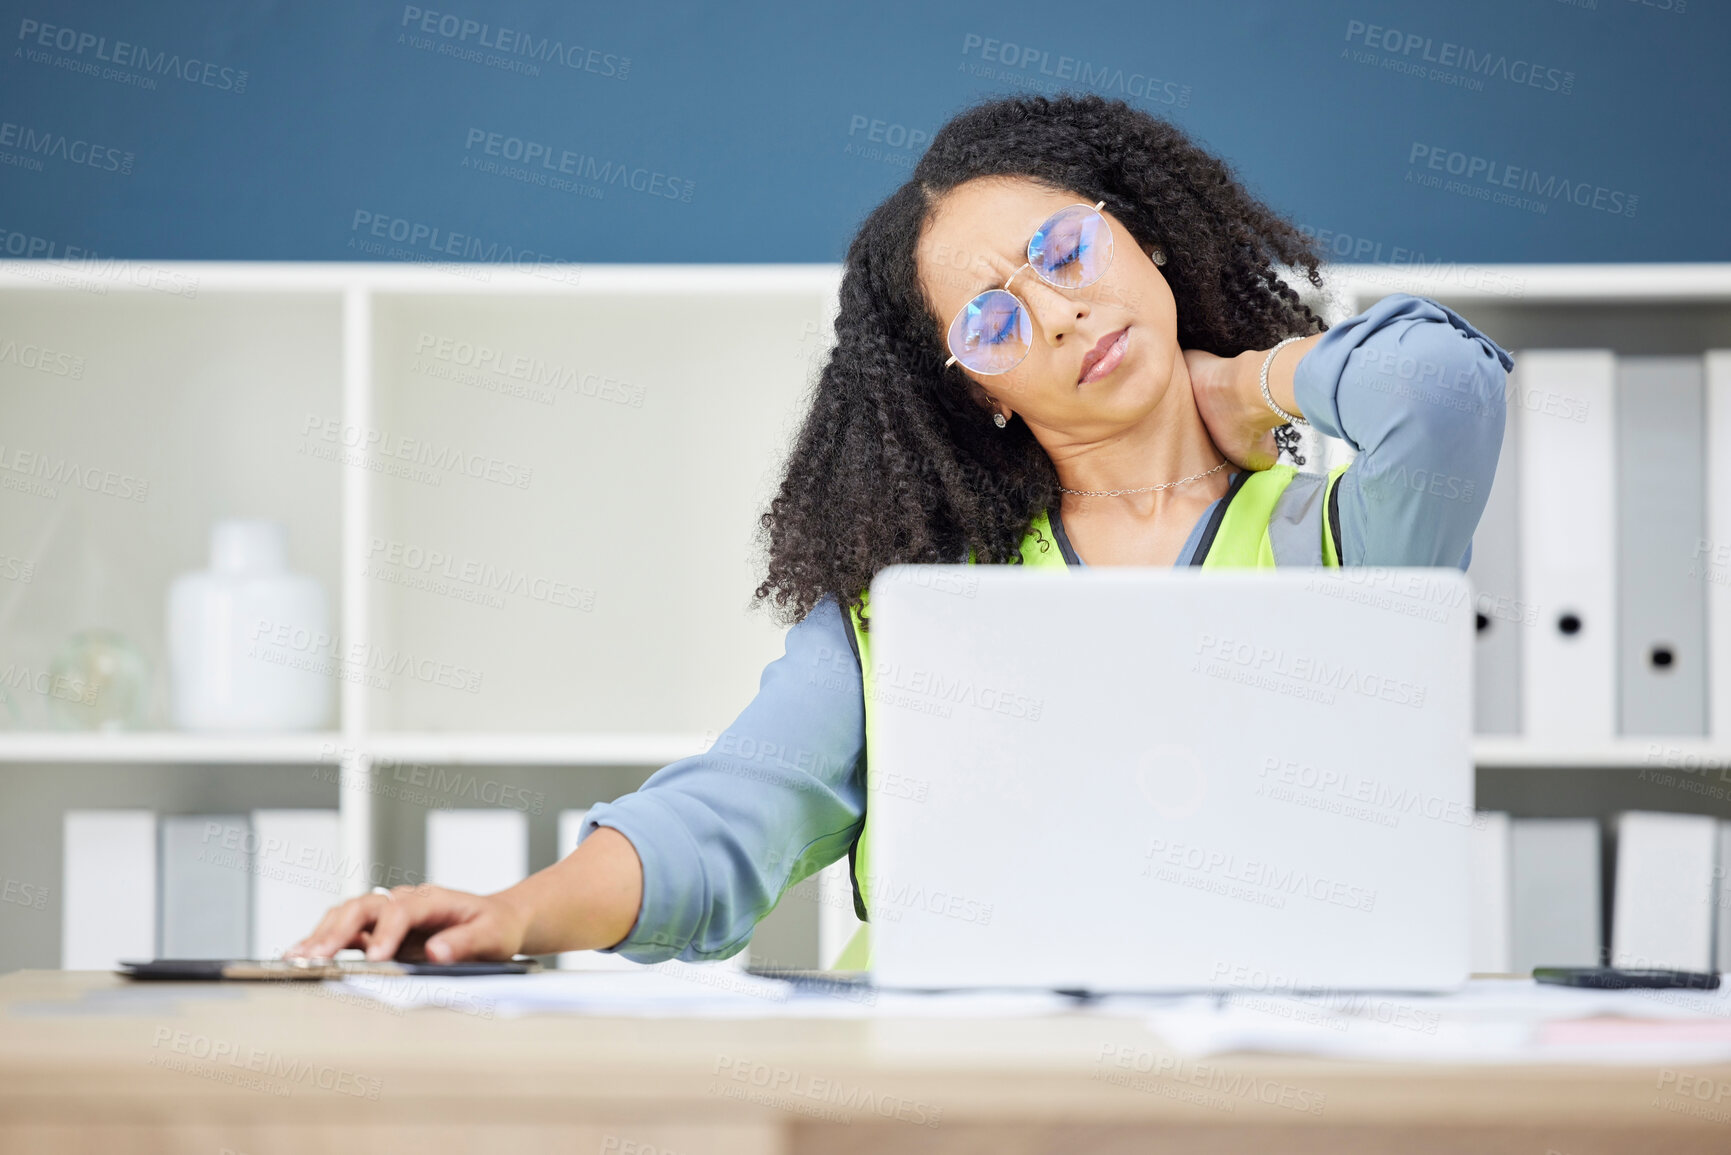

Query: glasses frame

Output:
[942, 199, 1111, 375]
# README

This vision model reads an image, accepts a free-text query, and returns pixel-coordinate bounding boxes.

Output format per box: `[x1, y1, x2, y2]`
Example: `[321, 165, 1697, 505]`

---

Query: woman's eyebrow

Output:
[932, 256, 1008, 301]
[968, 214, 1050, 296]
[966, 245, 1021, 296]
[941, 222, 1034, 298]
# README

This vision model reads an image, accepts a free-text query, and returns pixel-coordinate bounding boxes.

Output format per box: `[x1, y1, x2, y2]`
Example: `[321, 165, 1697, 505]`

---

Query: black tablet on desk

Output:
[118, 958, 541, 980]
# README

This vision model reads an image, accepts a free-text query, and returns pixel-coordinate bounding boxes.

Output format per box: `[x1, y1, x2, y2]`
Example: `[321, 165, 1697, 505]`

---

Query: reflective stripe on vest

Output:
[832, 462, 1350, 970]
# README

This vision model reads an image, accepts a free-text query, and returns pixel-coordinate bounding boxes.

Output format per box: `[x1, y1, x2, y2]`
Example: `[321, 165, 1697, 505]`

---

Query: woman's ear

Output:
[964, 378, 1012, 428]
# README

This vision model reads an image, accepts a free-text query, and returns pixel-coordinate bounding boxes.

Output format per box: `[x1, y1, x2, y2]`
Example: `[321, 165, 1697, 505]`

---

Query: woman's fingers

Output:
[284, 912, 332, 958]
[285, 886, 504, 962]
[422, 916, 501, 963]
[362, 885, 472, 961]
[287, 893, 388, 958]
[287, 899, 350, 957]
[362, 888, 423, 961]
[287, 904, 345, 956]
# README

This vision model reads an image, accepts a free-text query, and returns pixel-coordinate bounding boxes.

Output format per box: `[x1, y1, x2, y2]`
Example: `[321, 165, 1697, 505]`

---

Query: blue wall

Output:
[0, 0, 1721, 264]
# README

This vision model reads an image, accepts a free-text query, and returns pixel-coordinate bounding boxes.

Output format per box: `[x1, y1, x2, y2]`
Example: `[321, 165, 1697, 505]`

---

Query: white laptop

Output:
[863, 565, 1474, 994]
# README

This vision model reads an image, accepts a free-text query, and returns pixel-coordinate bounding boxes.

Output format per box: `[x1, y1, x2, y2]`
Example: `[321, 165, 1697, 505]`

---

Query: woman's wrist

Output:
[1235, 346, 1294, 433]
[486, 884, 540, 954]
[1239, 336, 1317, 430]
[505, 825, 645, 956]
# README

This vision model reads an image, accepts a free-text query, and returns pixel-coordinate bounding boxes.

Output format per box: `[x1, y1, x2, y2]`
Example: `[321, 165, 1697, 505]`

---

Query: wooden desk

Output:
[1, 970, 1727, 1154]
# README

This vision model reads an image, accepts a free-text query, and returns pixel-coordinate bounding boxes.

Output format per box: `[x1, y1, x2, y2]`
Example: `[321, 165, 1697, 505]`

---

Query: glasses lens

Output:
[947, 288, 1032, 375]
[1028, 204, 1112, 289]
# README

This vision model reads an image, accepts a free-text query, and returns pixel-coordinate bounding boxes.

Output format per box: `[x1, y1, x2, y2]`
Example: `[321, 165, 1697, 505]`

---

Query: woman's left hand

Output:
[1183, 347, 1282, 472]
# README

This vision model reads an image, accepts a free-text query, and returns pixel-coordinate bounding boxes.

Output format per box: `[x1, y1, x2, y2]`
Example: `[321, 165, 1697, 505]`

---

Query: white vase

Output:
[167, 519, 333, 731]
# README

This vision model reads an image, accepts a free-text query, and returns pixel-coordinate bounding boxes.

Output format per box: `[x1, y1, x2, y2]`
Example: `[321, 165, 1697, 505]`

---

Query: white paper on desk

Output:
[334, 967, 1077, 1020]
[1143, 978, 1731, 1066]
[870, 989, 1080, 1017]
[337, 965, 815, 1019]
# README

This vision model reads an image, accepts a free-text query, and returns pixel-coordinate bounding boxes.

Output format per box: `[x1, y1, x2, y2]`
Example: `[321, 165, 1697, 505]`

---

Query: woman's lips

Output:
[1078, 327, 1130, 384]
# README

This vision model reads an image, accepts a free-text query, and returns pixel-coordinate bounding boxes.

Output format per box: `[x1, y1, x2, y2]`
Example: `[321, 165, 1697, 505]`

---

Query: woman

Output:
[290, 93, 1512, 967]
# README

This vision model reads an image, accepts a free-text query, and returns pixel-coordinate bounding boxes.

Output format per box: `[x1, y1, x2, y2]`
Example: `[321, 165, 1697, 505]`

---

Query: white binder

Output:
[1706, 351, 1731, 740]
[1715, 820, 1731, 972]
[556, 808, 588, 863]
[1467, 811, 1512, 973]
[1516, 350, 1617, 742]
[62, 810, 157, 970]
[1610, 810, 1717, 971]
[1468, 397, 1522, 735]
[249, 809, 342, 960]
[424, 809, 527, 896]
[816, 859, 862, 971]
[159, 814, 251, 959]
[1509, 817, 1601, 973]
[1615, 357, 1707, 735]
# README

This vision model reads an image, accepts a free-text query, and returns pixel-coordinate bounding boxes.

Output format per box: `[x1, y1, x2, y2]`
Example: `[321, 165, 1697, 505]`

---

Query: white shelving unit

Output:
[0, 260, 841, 914]
[0, 732, 343, 764]
[3, 258, 1729, 963]
[1, 732, 1722, 772]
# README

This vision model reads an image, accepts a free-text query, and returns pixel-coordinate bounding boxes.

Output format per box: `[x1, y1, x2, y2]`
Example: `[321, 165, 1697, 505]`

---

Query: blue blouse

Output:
[579, 292, 1516, 963]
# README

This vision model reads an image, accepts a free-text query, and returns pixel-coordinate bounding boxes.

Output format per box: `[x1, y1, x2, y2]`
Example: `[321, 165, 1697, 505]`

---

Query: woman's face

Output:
[916, 176, 1182, 440]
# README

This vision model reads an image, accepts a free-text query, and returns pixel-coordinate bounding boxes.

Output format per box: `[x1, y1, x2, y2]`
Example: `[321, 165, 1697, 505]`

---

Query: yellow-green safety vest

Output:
[830, 462, 1352, 971]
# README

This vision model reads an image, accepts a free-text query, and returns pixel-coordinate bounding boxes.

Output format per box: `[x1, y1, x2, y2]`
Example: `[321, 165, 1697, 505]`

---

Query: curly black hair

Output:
[752, 92, 1331, 631]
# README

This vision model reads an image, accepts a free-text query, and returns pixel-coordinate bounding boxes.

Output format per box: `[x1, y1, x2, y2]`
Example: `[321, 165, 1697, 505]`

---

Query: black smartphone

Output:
[1532, 966, 1720, 991]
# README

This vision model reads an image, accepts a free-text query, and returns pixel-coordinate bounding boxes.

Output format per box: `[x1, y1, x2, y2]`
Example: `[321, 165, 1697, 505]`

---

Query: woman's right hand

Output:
[286, 884, 532, 963]
[1183, 346, 1282, 472]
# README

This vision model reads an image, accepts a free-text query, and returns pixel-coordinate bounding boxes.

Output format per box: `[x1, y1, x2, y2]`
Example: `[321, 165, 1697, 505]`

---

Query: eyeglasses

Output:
[943, 200, 1114, 376]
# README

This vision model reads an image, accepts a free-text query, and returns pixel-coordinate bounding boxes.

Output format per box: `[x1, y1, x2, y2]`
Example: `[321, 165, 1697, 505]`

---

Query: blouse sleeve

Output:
[574, 595, 866, 963]
[1291, 293, 1516, 570]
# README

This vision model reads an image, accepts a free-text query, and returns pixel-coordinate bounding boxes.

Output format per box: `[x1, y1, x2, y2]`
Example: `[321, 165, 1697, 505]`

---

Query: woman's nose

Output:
[1022, 279, 1088, 348]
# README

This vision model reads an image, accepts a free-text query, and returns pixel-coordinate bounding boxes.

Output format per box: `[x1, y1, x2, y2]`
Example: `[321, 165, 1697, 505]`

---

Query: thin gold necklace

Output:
[1058, 459, 1230, 498]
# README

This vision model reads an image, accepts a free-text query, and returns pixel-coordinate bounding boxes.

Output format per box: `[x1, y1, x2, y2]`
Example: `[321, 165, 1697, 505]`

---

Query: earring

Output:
[1151, 247, 1167, 266]
[993, 412, 1008, 429]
